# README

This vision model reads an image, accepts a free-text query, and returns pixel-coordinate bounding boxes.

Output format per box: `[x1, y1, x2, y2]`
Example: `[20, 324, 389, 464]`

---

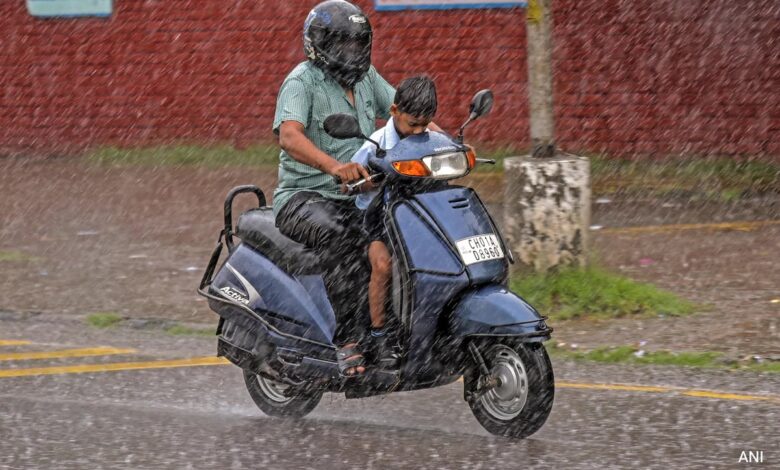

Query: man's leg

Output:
[276, 192, 370, 347]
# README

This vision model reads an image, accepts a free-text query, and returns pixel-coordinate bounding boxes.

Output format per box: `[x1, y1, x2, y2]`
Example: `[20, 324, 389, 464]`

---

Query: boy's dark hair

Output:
[394, 75, 437, 119]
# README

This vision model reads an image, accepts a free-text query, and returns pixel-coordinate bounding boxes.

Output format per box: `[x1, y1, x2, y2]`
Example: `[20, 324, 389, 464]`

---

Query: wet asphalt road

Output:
[0, 315, 777, 469]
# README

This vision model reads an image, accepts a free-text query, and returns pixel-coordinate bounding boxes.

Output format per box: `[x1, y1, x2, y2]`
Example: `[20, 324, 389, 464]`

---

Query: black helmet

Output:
[303, 0, 372, 88]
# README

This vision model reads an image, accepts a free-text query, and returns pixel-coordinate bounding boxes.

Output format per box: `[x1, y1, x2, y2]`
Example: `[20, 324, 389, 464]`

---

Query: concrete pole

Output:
[526, 0, 555, 159]
[502, 0, 591, 272]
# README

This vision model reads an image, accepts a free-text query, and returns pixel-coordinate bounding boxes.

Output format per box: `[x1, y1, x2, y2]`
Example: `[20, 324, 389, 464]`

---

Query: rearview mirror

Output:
[469, 89, 494, 120]
[323, 114, 364, 140]
[457, 89, 495, 143]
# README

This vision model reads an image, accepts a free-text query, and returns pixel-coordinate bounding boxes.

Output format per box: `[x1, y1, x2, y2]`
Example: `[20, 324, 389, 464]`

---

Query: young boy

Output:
[351, 75, 438, 368]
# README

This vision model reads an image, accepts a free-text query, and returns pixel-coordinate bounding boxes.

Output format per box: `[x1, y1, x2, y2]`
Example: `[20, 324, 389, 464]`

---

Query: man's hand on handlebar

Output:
[329, 162, 369, 184]
[340, 173, 381, 195]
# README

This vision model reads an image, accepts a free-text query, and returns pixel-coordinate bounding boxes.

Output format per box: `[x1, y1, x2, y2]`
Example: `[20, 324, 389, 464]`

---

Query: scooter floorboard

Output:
[343, 368, 401, 399]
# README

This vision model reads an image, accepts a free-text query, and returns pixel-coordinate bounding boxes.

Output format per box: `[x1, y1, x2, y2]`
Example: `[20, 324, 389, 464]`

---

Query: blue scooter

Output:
[198, 90, 554, 438]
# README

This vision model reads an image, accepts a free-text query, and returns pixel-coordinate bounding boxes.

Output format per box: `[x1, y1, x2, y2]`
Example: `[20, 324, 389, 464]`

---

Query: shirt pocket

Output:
[362, 101, 376, 135]
[314, 116, 338, 155]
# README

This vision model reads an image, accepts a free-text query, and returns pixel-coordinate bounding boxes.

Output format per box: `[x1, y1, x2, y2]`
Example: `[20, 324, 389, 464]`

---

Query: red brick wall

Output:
[1, 1, 778, 158]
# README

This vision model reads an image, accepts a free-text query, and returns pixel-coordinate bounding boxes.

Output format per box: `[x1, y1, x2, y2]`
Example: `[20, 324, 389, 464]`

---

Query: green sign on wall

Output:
[27, 0, 112, 17]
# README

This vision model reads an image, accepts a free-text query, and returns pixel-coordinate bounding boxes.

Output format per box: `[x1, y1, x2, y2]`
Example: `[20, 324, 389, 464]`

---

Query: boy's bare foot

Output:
[337, 342, 366, 376]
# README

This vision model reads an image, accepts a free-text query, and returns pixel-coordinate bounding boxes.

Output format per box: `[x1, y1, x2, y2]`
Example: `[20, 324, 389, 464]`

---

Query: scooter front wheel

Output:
[243, 370, 322, 418]
[464, 340, 554, 439]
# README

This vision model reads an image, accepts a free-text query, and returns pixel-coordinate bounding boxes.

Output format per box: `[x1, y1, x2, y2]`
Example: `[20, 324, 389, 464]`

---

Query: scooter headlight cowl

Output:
[392, 152, 471, 179]
[423, 151, 470, 179]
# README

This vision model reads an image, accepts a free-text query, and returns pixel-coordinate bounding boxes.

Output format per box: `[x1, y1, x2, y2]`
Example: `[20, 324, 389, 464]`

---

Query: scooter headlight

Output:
[422, 151, 470, 179]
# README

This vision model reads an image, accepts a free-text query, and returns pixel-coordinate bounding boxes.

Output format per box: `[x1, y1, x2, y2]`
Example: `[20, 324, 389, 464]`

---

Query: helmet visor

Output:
[319, 30, 372, 69]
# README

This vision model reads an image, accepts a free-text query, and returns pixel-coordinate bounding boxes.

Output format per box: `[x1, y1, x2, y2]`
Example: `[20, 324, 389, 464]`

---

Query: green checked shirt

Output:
[272, 61, 395, 216]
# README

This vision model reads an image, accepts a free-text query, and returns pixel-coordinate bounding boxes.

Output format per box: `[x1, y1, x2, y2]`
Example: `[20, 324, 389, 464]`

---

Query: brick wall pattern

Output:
[1, 0, 778, 157]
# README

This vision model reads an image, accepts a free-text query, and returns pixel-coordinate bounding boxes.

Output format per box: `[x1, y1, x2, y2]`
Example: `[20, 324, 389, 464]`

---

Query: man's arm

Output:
[278, 121, 369, 183]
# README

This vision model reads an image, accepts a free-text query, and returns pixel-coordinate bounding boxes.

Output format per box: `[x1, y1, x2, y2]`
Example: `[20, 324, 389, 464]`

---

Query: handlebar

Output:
[345, 173, 381, 195]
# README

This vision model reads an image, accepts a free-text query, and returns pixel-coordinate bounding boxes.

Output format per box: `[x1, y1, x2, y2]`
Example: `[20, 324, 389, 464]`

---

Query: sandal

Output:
[368, 333, 401, 370]
[337, 343, 366, 377]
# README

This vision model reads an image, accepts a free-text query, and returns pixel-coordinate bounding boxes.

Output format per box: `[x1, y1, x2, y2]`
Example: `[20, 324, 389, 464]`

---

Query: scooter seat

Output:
[235, 208, 323, 275]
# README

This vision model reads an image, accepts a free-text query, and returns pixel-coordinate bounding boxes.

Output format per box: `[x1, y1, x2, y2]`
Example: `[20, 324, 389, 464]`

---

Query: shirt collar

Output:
[383, 116, 401, 149]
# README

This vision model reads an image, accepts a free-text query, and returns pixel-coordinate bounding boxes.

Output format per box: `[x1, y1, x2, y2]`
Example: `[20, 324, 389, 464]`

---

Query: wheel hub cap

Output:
[480, 345, 529, 421]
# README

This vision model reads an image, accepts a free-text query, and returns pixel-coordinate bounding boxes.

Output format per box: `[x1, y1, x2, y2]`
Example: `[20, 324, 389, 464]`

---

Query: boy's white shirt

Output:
[351, 116, 429, 210]
[351, 116, 401, 210]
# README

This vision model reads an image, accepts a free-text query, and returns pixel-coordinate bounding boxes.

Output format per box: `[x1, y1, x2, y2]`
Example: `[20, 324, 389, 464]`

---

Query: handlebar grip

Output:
[345, 178, 366, 194]
[345, 173, 381, 195]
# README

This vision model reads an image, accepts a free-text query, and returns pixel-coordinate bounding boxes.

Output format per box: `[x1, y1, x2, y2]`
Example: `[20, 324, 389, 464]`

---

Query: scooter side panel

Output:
[449, 284, 550, 337]
[211, 243, 335, 345]
[412, 187, 508, 285]
[393, 202, 463, 274]
[402, 271, 470, 381]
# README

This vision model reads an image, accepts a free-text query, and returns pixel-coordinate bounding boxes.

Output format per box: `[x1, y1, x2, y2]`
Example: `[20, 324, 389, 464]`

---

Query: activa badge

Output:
[219, 286, 249, 306]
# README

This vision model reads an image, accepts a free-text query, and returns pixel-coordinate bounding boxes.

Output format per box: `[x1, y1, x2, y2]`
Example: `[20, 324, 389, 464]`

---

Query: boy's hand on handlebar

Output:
[330, 162, 369, 184]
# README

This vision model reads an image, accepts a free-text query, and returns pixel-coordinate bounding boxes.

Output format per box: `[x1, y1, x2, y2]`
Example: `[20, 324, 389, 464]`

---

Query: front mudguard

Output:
[449, 285, 552, 340]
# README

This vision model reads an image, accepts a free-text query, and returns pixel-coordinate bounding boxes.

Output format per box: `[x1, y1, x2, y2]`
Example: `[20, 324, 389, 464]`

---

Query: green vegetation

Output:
[0, 250, 41, 262]
[164, 323, 214, 337]
[546, 343, 780, 373]
[84, 143, 778, 199]
[510, 266, 696, 321]
[470, 146, 779, 198]
[85, 313, 213, 336]
[83, 143, 776, 206]
[86, 312, 123, 328]
[86, 144, 279, 167]
[471, 145, 524, 173]
[589, 155, 779, 197]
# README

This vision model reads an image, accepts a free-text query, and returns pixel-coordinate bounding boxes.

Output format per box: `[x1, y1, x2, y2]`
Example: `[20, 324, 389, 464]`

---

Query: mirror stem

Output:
[457, 114, 477, 144]
[363, 136, 386, 157]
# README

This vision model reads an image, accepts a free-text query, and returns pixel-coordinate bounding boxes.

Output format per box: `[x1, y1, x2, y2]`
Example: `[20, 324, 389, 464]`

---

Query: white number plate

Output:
[456, 234, 504, 265]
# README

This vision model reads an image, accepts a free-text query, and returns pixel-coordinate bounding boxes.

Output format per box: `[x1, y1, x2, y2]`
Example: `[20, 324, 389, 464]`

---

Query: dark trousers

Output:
[276, 191, 370, 345]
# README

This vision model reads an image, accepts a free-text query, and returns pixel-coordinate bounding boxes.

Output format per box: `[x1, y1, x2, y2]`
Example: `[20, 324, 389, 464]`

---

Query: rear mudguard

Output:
[449, 285, 552, 339]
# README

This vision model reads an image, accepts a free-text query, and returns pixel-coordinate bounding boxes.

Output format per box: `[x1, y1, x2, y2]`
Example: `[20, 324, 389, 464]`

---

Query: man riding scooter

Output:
[272, 0, 441, 376]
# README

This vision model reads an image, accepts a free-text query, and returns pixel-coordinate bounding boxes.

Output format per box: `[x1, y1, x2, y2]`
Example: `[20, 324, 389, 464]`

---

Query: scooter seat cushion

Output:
[235, 208, 323, 275]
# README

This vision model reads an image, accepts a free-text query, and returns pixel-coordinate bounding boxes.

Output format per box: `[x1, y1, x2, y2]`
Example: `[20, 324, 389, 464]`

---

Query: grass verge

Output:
[510, 266, 696, 321]
[547, 343, 780, 373]
[86, 312, 123, 328]
[86, 144, 279, 167]
[84, 144, 778, 200]
[589, 155, 779, 197]
[164, 323, 215, 337]
[472, 148, 779, 198]
[0, 250, 41, 262]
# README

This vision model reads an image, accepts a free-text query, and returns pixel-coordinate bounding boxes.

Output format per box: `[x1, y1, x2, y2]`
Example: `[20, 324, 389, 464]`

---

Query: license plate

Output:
[456, 234, 504, 265]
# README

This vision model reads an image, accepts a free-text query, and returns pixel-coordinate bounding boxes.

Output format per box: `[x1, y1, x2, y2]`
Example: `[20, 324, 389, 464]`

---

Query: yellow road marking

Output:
[0, 347, 136, 362]
[0, 340, 32, 346]
[600, 219, 780, 235]
[556, 381, 670, 394]
[0, 355, 776, 405]
[555, 381, 779, 404]
[456, 377, 779, 404]
[679, 390, 777, 402]
[0, 356, 230, 378]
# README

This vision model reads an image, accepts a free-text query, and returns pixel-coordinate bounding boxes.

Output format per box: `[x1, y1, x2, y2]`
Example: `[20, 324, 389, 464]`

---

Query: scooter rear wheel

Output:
[465, 340, 554, 439]
[243, 370, 322, 418]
